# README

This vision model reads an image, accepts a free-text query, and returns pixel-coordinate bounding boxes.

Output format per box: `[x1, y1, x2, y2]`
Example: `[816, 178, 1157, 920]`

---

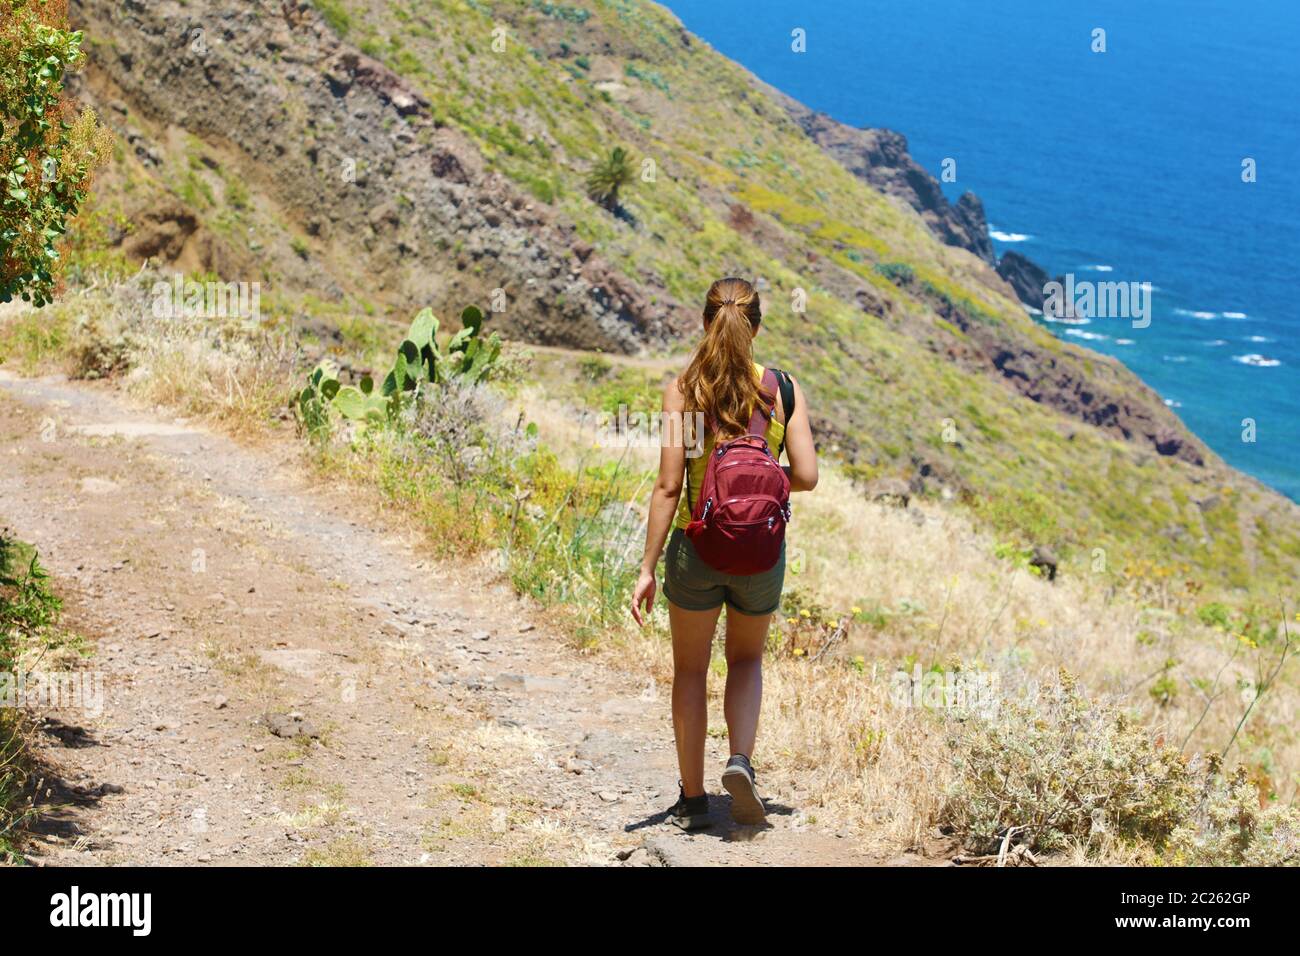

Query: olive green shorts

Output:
[662, 528, 786, 616]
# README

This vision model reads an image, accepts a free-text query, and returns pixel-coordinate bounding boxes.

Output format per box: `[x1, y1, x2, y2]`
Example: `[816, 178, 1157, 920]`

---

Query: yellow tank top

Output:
[674, 363, 786, 531]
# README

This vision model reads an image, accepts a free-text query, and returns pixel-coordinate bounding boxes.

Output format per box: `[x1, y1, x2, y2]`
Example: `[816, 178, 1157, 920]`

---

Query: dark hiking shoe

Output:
[721, 754, 766, 825]
[667, 786, 711, 831]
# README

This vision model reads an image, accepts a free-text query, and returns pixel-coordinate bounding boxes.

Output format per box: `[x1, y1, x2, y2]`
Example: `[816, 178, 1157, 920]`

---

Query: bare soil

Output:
[0, 370, 939, 866]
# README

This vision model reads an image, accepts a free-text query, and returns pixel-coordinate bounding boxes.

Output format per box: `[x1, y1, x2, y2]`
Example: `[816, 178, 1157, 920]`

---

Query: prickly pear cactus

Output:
[331, 373, 389, 426]
[446, 306, 501, 383]
[298, 361, 341, 440]
[300, 305, 503, 440]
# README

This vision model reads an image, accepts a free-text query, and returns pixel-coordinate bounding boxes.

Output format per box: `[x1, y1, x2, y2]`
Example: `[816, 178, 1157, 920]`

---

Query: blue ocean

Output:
[668, 0, 1299, 501]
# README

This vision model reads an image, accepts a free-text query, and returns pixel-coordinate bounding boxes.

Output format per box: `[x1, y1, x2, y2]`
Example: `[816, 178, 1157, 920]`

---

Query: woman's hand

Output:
[631, 378, 686, 628]
[630, 567, 657, 626]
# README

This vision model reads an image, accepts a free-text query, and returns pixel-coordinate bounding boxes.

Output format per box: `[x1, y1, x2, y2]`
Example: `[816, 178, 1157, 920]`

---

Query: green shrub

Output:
[1198, 602, 1233, 630]
[0, 536, 62, 675]
[874, 262, 915, 285]
[0, 0, 113, 305]
[941, 671, 1300, 863]
[1166, 765, 1300, 865]
[0, 534, 66, 861]
[298, 305, 503, 440]
[226, 177, 251, 210]
[300, 319, 643, 646]
[531, 0, 592, 24]
[312, 0, 352, 36]
[585, 146, 635, 212]
[506, 451, 646, 645]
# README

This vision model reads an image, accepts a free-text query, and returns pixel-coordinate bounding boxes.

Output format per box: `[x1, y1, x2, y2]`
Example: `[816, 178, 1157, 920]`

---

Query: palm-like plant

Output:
[585, 146, 635, 212]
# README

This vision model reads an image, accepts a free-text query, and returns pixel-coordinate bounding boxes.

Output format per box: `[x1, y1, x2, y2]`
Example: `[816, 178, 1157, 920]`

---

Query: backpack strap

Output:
[770, 368, 795, 458]
[773, 368, 795, 424]
[746, 367, 780, 436]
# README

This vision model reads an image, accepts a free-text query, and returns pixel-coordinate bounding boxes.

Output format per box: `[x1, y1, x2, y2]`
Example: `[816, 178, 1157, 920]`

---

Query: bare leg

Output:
[668, 601, 722, 798]
[723, 608, 771, 759]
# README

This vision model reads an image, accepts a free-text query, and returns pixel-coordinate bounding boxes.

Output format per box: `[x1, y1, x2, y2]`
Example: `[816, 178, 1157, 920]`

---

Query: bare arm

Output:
[781, 375, 818, 492]
[631, 378, 687, 625]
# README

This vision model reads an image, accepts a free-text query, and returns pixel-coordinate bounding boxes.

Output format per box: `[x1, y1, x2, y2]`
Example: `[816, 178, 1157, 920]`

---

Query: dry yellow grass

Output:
[6, 289, 1295, 862]
[121, 330, 297, 440]
[520, 384, 1299, 857]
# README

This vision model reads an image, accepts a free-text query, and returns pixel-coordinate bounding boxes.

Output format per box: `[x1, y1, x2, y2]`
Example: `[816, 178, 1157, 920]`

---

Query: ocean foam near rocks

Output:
[1233, 354, 1281, 368]
[989, 227, 1032, 242]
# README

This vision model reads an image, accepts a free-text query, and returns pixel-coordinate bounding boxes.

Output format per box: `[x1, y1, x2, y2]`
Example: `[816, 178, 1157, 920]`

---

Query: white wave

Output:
[1079, 264, 1114, 272]
[1204, 339, 1228, 347]
[1114, 338, 1135, 345]
[1163, 355, 1189, 363]
[989, 230, 1032, 242]
[1042, 314, 1090, 325]
[1246, 335, 1274, 344]
[1222, 311, 1248, 319]
[1065, 329, 1109, 341]
[1163, 398, 1183, 408]
[1233, 353, 1281, 368]
[1173, 308, 1218, 320]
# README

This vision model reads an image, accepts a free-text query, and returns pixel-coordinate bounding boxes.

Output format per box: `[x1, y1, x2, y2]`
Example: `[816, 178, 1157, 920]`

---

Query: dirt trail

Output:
[0, 370, 895, 866]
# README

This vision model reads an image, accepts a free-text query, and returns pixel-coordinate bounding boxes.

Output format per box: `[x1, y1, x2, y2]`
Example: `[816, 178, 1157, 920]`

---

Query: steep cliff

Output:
[70, 0, 686, 353]
[784, 104, 996, 266]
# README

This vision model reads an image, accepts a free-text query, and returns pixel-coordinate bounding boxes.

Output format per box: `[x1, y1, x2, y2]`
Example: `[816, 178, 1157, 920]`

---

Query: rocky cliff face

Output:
[996, 250, 1052, 311]
[69, 0, 686, 353]
[869, 267, 1207, 466]
[775, 94, 1069, 314]
[779, 102, 995, 266]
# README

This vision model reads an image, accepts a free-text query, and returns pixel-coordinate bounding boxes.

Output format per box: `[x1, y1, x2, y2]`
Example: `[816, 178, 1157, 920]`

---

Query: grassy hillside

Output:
[60, 0, 1300, 599]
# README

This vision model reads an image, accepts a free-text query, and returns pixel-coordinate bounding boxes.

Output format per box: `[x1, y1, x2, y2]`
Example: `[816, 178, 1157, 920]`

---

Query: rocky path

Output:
[0, 370, 880, 867]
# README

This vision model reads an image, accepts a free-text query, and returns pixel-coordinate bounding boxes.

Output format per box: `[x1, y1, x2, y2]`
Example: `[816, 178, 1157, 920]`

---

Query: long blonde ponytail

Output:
[679, 277, 771, 439]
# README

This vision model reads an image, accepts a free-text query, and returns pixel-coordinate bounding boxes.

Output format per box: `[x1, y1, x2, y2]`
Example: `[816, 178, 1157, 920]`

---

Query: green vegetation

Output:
[311, 0, 353, 37]
[0, 0, 112, 305]
[585, 146, 635, 212]
[0, 535, 64, 860]
[301, 319, 644, 646]
[299, 305, 503, 438]
[0, 536, 61, 677]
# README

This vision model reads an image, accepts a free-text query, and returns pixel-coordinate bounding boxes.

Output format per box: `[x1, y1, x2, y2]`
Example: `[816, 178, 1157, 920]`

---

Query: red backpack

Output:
[684, 367, 792, 575]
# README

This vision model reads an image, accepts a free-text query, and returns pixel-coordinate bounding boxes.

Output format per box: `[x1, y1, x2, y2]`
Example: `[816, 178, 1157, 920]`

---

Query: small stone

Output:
[213, 695, 229, 710]
[263, 713, 320, 739]
[1029, 546, 1059, 582]
[862, 477, 910, 508]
